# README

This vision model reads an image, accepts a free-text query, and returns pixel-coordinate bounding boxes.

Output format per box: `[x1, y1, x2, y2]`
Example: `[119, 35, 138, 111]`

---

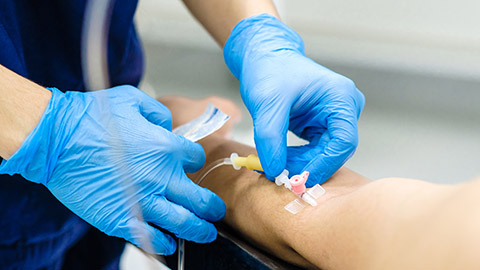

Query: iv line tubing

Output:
[195, 158, 232, 185]
[81, 0, 159, 264]
[177, 158, 232, 269]
[81, 0, 112, 90]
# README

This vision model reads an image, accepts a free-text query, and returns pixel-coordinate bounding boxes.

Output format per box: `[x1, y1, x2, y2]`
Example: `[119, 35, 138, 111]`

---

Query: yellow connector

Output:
[231, 154, 263, 172]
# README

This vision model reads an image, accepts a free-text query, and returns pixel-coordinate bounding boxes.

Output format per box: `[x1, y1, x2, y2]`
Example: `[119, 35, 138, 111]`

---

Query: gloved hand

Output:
[0, 86, 225, 254]
[224, 14, 365, 186]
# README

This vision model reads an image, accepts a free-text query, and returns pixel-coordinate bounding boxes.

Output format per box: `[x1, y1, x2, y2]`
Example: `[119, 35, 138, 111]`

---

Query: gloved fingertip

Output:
[154, 234, 176, 255]
[253, 116, 288, 178]
[162, 117, 173, 132]
[205, 226, 218, 243]
[169, 177, 225, 222]
[263, 155, 286, 179]
[181, 140, 206, 173]
[264, 173, 275, 181]
[210, 195, 226, 222]
[196, 224, 218, 243]
[256, 141, 286, 179]
[182, 220, 218, 244]
[126, 220, 177, 255]
[200, 190, 226, 222]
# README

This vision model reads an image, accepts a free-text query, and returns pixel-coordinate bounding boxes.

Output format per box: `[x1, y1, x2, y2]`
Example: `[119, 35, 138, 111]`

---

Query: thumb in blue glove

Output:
[0, 85, 226, 254]
[224, 14, 365, 185]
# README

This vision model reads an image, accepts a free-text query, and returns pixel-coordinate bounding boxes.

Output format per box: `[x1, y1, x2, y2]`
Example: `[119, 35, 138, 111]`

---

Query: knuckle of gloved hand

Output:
[327, 75, 357, 94]
[337, 76, 356, 89]
[161, 110, 173, 128]
[191, 189, 224, 221]
[140, 195, 159, 217]
[357, 90, 366, 110]
[336, 132, 358, 152]
[109, 85, 141, 104]
[327, 77, 364, 112]
[193, 147, 207, 168]
[255, 122, 281, 141]
[163, 118, 173, 131]
[195, 196, 214, 217]
[173, 209, 200, 239]
[118, 84, 139, 95]
[163, 105, 173, 119]
[111, 219, 138, 243]
[125, 85, 151, 104]
[175, 207, 191, 227]
[183, 139, 205, 163]
[165, 112, 173, 123]
[171, 135, 205, 164]
[167, 134, 186, 156]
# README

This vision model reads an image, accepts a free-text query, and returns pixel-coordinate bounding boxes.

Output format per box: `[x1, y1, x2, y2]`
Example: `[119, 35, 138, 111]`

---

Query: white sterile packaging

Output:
[173, 104, 230, 142]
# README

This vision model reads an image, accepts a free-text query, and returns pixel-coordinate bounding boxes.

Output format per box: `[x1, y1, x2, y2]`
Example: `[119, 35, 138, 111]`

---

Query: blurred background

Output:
[135, 0, 480, 183]
[123, 0, 480, 268]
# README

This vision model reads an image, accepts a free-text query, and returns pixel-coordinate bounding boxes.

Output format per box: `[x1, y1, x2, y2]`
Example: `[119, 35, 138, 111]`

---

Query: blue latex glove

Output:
[0, 86, 225, 255]
[224, 14, 365, 185]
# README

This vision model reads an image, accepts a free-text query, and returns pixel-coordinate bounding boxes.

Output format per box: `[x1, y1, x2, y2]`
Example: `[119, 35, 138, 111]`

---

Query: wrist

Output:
[223, 13, 304, 79]
[2, 89, 52, 159]
[0, 66, 52, 159]
[0, 88, 78, 184]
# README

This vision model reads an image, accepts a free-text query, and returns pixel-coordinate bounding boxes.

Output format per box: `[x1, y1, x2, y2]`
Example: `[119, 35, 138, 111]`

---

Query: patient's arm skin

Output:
[160, 96, 480, 270]
[190, 136, 370, 269]
[193, 136, 480, 270]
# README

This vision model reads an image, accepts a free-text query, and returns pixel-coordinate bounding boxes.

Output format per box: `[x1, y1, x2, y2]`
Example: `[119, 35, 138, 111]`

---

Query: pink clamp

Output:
[289, 171, 309, 195]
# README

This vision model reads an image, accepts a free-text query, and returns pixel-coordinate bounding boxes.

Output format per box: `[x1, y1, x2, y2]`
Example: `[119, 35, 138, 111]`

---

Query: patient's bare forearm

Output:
[190, 136, 372, 268]
[192, 135, 480, 269]
[160, 97, 480, 269]
[182, 0, 279, 46]
[190, 136, 317, 267]
[0, 65, 51, 159]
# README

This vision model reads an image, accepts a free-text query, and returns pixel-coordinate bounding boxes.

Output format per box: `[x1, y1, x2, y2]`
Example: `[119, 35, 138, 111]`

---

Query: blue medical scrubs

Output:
[0, 0, 143, 269]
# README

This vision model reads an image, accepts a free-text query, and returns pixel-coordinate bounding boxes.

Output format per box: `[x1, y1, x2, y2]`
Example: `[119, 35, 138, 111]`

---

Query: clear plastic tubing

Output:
[82, 0, 160, 264]
[81, 0, 112, 90]
[177, 238, 184, 270]
[173, 105, 229, 270]
[195, 158, 233, 185]
[176, 158, 232, 269]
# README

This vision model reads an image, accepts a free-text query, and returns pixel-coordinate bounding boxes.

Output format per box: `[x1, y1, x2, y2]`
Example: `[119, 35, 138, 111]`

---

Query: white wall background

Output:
[135, 0, 480, 80]
[134, 0, 480, 183]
